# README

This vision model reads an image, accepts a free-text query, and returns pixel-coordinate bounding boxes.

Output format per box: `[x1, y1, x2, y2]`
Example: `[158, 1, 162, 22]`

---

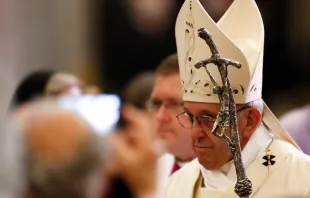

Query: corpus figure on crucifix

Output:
[195, 27, 252, 197]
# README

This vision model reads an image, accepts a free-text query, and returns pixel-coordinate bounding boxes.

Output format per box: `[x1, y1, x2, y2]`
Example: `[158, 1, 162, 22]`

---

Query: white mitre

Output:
[175, 0, 301, 150]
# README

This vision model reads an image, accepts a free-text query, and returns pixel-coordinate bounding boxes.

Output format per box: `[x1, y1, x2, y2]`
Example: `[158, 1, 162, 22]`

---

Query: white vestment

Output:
[165, 128, 310, 198]
[157, 152, 193, 196]
[156, 153, 175, 196]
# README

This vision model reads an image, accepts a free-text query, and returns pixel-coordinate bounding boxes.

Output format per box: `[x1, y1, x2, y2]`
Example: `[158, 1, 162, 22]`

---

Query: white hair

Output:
[249, 98, 264, 114]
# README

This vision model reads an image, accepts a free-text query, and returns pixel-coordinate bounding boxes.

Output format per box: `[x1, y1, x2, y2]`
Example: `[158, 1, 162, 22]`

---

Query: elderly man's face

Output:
[183, 101, 251, 170]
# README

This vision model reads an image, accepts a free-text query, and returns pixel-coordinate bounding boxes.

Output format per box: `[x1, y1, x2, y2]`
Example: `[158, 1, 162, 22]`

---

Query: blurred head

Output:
[126, 0, 176, 34]
[148, 54, 195, 162]
[13, 100, 104, 198]
[177, 99, 263, 170]
[122, 71, 155, 109]
[11, 70, 55, 108]
[11, 70, 84, 108]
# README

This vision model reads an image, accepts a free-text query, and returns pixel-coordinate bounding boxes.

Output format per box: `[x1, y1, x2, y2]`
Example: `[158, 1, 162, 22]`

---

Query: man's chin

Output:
[157, 130, 174, 139]
[157, 141, 176, 155]
[198, 158, 218, 170]
[154, 139, 168, 155]
[157, 129, 172, 135]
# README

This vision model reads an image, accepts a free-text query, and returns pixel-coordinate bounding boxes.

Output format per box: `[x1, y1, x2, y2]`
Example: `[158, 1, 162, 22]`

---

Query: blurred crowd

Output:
[0, 54, 189, 198]
[0, 68, 159, 198]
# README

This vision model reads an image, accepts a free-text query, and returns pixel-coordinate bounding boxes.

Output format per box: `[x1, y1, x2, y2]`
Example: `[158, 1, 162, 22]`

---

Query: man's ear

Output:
[242, 107, 262, 139]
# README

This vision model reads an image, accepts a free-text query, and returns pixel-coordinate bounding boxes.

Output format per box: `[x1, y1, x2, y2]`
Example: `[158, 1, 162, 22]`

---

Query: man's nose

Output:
[155, 104, 171, 122]
[192, 120, 211, 137]
[192, 118, 201, 129]
[193, 126, 207, 138]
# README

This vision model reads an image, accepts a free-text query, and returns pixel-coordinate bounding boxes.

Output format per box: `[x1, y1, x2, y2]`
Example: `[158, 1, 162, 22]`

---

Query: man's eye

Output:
[167, 100, 181, 107]
[151, 100, 162, 108]
[169, 101, 179, 107]
[184, 112, 193, 118]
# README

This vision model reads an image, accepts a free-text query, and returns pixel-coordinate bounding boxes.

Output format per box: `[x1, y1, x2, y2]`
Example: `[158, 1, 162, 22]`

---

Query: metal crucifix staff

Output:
[194, 28, 252, 198]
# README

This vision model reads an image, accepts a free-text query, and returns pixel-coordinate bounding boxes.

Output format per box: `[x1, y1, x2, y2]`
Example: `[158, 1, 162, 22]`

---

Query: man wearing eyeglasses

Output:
[165, 0, 310, 198]
[147, 54, 196, 177]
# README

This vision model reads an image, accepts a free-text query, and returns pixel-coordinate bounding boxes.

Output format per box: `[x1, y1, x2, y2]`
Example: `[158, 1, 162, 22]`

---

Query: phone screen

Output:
[58, 94, 121, 135]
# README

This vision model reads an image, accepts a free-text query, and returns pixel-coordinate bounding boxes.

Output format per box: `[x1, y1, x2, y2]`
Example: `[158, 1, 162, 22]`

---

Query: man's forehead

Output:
[154, 73, 181, 86]
[151, 74, 183, 101]
[151, 86, 182, 100]
[151, 96, 182, 102]
[183, 101, 220, 116]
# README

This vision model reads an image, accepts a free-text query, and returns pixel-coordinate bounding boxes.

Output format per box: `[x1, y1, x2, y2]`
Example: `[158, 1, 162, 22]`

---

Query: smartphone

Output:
[57, 94, 122, 135]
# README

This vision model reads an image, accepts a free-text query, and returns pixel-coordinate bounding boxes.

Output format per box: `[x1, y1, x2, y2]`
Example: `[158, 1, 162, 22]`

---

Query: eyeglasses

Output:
[176, 104, 250, 131]
[176, 112, 216, 131]
[146, 99, 183, 114]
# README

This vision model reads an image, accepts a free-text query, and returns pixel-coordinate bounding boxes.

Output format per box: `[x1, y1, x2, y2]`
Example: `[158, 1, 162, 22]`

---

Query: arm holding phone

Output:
[111, 105, 160, 198]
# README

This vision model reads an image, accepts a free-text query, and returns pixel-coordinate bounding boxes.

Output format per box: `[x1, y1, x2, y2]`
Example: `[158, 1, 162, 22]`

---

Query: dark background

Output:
[95, 0, 310, 116]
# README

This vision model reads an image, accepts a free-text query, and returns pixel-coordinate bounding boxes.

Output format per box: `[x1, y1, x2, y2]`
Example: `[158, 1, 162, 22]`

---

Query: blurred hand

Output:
[111, 105, 158, 198]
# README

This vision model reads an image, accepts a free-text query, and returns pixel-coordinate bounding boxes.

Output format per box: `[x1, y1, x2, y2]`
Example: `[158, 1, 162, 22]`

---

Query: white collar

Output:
[176, 160, 188, 168]
[200, 125, 272, 189]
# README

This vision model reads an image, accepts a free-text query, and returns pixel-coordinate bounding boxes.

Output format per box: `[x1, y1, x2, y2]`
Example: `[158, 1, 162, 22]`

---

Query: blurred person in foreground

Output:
[280, 105, 310, 155]
[11, 70, 85, 108]
[8, 99, 104, 198]
[0, 99, 160, 198]
[165, 0, 310, 197]
[148, 54, 196, 177]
